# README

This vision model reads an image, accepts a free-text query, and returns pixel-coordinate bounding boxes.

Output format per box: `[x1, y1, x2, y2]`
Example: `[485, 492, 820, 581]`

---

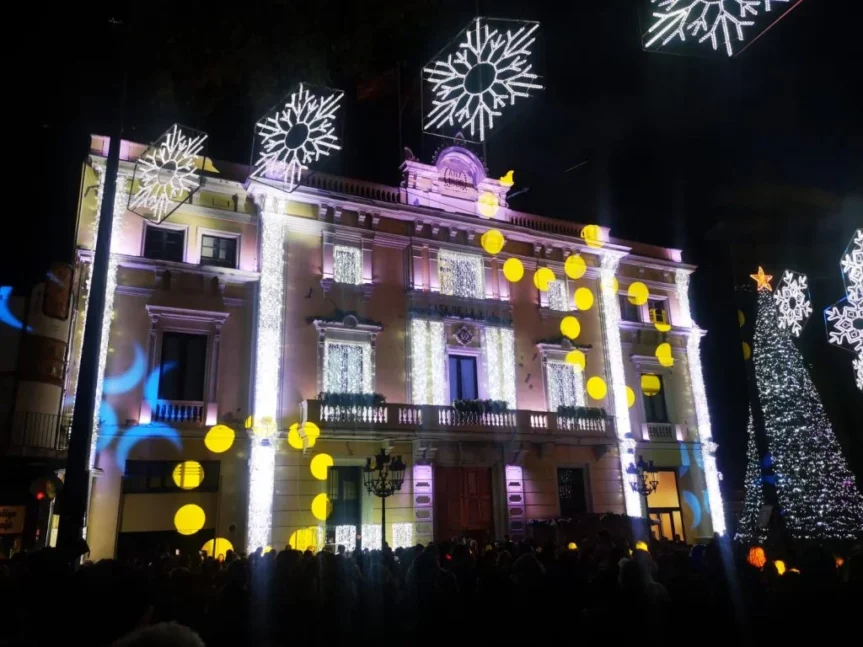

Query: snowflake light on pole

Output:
[825, 299, 863, 356]
[423, 17, 542, 143]
[643, 0, 795, 57]
[250, 83, 344, 192]
[773, 270, 812, 337]
[841, 229, 863, 305]
[129, 124, 207, 223]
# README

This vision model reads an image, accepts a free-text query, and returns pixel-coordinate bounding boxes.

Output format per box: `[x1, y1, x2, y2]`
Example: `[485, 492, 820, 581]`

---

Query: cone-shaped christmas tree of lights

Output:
[752, 285, 863, 540]
[736, 407, 767, 545]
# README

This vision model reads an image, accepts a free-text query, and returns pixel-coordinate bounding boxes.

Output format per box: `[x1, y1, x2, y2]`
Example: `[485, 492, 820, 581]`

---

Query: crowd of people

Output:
[2, 534, 860, 646]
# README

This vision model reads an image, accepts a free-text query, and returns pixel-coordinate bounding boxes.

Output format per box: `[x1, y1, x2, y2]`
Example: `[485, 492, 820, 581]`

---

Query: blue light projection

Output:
[96, 401, 119, 452]
[144, 361, 175, 408]
[0, 286, 31, 331]
[679, 444, 691, 476]
[103, 343, 147, 395]
[115, 423, 181, 471]
[682, 490, 702, 530]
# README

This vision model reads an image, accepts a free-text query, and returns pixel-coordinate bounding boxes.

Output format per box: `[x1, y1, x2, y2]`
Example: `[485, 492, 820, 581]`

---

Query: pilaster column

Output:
[675, 270, 726, 535]
[598, 252, 643, 517]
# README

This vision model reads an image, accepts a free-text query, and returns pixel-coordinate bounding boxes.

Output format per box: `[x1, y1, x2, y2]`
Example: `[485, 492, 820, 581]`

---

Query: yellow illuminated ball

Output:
[205, 425, 235, 453]
[477, 191, 499, 218]
[574, 287, 594, 311]
[742, 342, 751, 360]
[565, 349, 586, 371]
[289, 527, 321, 552]
[565, 254, 587, 280]
[560, 316, 581, 340]
[738, 310, 745, 328]
[310, 453, 334, 480]
[503, 258, 524, 283]
[586, 376, 607, 400]
[627, 282, 649, 306]
[655, 343, 674, 368]
[533, 267, 555, 292]
[202, 537, 234, 558]
[287, 423, 303, 450]
[626, 386, 636, 409]
[302, 422, 321, 444]
[581, 224, 604, 249]
[174, 504, 206, 536]
[311, 493, 332, 521]
[774, 560, 787, 576]
[172, 461, 205, 490]
[481, 229, 506, 255]
[641, 374, 661, 397]
[252, 415, 277, 440]
[635, 540, 649, 552]
[654, 321, 672, 333]
[567, 541, 578, 550]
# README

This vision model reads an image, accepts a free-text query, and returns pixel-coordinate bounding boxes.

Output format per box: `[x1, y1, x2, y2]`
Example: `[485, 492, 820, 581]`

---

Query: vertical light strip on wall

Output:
[599, 253, 643, 517]
[247, 198, 285, 551]
[676, 270, 727, 535]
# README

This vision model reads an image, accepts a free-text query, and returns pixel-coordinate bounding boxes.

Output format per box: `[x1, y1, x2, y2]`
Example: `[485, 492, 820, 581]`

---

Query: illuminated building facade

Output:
[64, 136, 725, 558]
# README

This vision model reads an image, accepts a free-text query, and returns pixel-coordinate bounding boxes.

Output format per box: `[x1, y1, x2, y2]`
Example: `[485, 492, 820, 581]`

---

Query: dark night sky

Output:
[7, 1, 862, 491]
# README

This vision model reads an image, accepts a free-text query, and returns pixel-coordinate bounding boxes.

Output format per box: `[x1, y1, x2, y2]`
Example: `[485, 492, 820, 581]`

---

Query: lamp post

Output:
[626, 455, 659, 497]
[362, 448, 406, 547]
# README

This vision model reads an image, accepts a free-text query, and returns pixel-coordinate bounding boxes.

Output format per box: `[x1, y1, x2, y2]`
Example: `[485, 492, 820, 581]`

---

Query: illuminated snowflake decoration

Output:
[129, 124, 207, 223]
[841, 229, 863, 305]
[424, 18, 542, 142]
[825, 299, 863, 355]
[854, 354, 863, 392]
[251, 84, 343, 192]
[645, 0, 790, 57]
[773, 270, 812, 337]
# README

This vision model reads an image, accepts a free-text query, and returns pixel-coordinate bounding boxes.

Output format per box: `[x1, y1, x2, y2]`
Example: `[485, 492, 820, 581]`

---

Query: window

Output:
[158, 332, 207, 401]
[548, 280, 569, 311]
[619, 294, 641, 322]
[144, 226, 185, 262]
[449, 355, 478, 402]
[200, 235, 237, 269]
[646, 470, 684, 541]
[547, 361, 584, 411]
[558, 468, 587, 516]
[122, 460, 220, 493]
[324, 341, 371, 394]
[641, 373, 669, 423]
[328, 466, 361, 527]
[439, 250, 484, 299]
[648, 299, 669, 326]
[333, 245, 362, 285]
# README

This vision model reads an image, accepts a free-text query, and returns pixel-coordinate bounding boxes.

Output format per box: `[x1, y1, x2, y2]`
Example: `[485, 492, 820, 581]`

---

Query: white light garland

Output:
[247, 195, 286, 551]
[335, 524, 356, 550]
[333, 245, 362, 285]
[547, 361, 585, 410]
[548, 280, 568, 312]
[841, 229, 863, 305]
[324, 341, 371, 394]
[676, 269, 727, 536]
[361, 524, 382, 551]
[439, 249, 484, 299]
[854, 354, 863, 392]
[391, 523, 414, 549]
[90, 172, 128, 467]
[645, 0, 789, 57]
[774, 270, 812, 337]
[484, 326, 516, 407]
[129, 124, 207, 222]
[411, 319, 447, 405]
[599, 255, 642, 517]
[251, 83, 343, 192]
[424, 17, 542, 142]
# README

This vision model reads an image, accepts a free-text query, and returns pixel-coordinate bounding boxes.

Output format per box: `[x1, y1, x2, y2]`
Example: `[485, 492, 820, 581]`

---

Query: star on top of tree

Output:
[750, 266, 773, 291]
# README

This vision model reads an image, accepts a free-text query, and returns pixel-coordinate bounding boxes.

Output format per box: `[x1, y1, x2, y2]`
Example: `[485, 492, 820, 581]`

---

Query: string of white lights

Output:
[335, 525, 356, 549]
[333, 245, 362, 285]
[410, 319, 446, 404]
[676, 269, 727, 535]
[324, 341, 371, 393]
[548, 280, 568, 312]
[599, 254, 642, 517]
[362, 524, 382, 551]
[391, 523, 414, 549]
[547, 361, 585, 410]
[439, 249, 484, 298]
[484, 326, 517, 407]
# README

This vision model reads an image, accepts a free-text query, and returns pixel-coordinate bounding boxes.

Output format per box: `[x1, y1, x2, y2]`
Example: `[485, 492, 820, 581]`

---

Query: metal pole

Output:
[57, 16, 127, 559]
[381, 495, 386, 548]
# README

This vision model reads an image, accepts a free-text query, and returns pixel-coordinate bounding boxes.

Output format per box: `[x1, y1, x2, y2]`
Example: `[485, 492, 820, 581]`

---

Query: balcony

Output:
[644, 422, 676, 441]
[140, 400, 217, 426]
[301, 400, 614, 441]
[1, 411, 71, 456]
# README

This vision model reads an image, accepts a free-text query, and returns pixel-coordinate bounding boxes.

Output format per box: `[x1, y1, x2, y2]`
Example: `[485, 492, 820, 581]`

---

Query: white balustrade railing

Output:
[151, 400, 205, 425]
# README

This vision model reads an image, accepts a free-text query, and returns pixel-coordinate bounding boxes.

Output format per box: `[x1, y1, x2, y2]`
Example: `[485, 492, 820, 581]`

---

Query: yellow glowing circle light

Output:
[564, 254, 587, 280]
[574, 287, 594, 311]
[502, 258, 524, 283]
[581, 224, 604, 249]
[310, 453, 334, 481]
[654, 321, 672, 333]
[311, 493, 332, 521]
[774, 560, 787, 576]
[302, 421, 321, 443]
[204, 425, 235, 454]
[172, 461, 205, 490]
[477, 191, 499, 218]
[601, 275, 619, 294]
[567, 541, 578, 550]
[533, 267, 555, 292]
[480, 229, 506, 255]
[287, 423, 303, 450]
[655, 342, 674, 368]
[641, 374, 662, 397]
[626, 386, 636, 409]
[560, 316, 581, 340]
[289, 527, 321, 552]
[565, 349, 586, 371]
[627, 282, 649, 306]
[738, 310, 745, 328]
[586, 376, 607, 400]
[174, 504, 206, 536]
[244, 415, 253, 429]
[742, 342, 751, 361]
[202, 537, 234, 557]
[635, 540, 649, 552]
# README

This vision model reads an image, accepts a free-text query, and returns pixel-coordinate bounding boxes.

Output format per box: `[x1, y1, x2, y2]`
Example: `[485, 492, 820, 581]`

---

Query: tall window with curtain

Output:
[323, 341, 371, 393]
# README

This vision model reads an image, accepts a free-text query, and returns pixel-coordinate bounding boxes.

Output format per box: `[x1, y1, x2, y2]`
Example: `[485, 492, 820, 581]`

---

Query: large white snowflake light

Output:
[825, 298, 863, 355]
[841, 229, 863, 305]
[250, 84, 343, 192]
[774, 270, 812, 337]
[423, 18, 542, 143]
[129, 124, 207, 223]
[644, 0, 791, 57]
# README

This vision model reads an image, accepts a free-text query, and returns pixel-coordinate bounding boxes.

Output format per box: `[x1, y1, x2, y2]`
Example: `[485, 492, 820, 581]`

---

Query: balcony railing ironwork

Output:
[645, 422, 676, 441]
[1, 411, 72, 453]
[151, 401, 205, 425]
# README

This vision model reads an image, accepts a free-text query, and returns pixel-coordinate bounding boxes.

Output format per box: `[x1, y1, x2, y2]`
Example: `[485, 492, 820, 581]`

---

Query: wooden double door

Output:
[435, 466, 493, 543]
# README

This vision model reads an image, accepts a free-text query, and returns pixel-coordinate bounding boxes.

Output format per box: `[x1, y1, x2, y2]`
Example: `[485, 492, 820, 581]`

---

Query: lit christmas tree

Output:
[751, 272, 863, 540]
[736, 407, 767, 545]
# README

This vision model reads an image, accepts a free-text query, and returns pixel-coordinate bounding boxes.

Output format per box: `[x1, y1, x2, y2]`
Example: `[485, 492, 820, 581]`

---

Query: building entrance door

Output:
[435, 466, 493, 543]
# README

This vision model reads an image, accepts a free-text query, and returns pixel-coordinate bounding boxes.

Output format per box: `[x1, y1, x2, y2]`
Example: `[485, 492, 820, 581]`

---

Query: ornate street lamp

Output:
[626, 455, 659, 497]
[363, 449, 406, 547]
